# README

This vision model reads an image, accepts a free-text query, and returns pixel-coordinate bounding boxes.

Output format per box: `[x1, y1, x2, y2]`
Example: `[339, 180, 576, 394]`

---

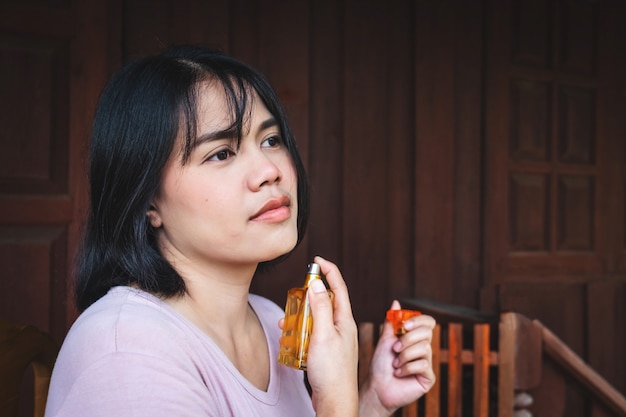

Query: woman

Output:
[45, 45, 436, 417]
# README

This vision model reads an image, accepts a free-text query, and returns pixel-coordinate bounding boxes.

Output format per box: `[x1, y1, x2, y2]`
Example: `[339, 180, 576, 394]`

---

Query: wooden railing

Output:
[358, 298, 626, 417]
[539, 322, 626, 417]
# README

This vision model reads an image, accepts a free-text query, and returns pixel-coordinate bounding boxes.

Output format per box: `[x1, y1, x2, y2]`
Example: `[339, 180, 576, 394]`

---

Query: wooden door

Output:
[484, 0, 626, 413]
[0, 0, 117, 343]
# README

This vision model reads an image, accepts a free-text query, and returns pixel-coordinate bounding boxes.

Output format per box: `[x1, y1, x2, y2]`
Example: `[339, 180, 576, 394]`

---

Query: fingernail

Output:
[310, 279, 327, 294]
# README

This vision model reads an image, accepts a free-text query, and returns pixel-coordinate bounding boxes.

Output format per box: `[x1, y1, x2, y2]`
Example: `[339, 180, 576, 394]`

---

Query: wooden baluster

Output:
[448, 323, 463, 417]
[499, 312, 543, 417]
[498, 313, 516, 417]
[358, 322, 374, 388]
[474, 323, 490, 417]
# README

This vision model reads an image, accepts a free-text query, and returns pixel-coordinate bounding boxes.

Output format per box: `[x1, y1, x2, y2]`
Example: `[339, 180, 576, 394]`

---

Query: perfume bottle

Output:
[278, 262, 330, 370]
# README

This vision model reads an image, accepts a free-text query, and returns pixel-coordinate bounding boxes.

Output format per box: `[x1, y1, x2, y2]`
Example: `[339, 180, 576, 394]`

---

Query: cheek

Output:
[281, 156, 298, 189]
[158, 175, 213, 220]
[280, 159, 298, 204]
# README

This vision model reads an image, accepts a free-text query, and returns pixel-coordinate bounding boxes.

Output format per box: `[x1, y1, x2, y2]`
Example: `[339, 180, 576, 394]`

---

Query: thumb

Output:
[380, 299, 402, 338]
[307, 279, 334, 333]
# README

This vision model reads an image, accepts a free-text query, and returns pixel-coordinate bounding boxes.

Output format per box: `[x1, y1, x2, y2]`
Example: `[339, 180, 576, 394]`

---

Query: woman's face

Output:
[147, 81, 299, 272]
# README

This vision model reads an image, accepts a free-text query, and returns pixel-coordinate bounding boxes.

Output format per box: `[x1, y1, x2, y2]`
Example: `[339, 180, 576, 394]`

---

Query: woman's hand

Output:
[359, 300, 436, 417]
[305, 256, 359, 417]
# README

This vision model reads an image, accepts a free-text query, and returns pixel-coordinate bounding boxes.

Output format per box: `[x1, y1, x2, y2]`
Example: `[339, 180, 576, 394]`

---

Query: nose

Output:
[248, 152, 283, 191]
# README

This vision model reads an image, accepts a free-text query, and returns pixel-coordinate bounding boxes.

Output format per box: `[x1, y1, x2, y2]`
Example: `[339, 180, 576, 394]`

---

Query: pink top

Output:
[45, 286, 315, 417]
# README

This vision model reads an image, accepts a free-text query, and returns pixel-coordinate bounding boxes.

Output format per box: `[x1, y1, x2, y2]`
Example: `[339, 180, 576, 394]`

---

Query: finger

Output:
[313, 256, 353, 320]
[395, 315, 436, 350]
[395, 357, 436, 383]
[394, 339, 432, 368]
[307, 278, 335, 335]
[393, 341, 436, 386]
[416, 366, 437, 390]
[401, 313, 436, 335]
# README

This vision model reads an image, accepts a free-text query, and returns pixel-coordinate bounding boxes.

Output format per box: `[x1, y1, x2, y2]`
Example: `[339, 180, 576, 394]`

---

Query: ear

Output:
[146, 204, 163, 228]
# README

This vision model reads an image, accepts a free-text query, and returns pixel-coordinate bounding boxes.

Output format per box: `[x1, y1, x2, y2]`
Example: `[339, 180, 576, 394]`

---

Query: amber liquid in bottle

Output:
[278, 263, 327, 370]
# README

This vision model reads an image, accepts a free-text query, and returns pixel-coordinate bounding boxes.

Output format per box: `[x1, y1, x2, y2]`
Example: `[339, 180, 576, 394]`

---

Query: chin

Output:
[260, 239, 298, 264]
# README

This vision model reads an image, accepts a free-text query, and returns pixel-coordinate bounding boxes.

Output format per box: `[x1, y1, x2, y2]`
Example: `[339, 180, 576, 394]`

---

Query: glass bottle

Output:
[278, 262, 329, 370]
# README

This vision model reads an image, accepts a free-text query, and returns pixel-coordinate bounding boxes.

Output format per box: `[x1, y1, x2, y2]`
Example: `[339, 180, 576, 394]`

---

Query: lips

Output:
[250, 195, 292, 222]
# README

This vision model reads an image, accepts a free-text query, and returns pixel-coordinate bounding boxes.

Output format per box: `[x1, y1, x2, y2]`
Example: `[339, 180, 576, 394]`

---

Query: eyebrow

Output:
[258, 117, 279, 133]
[194, 117, 279, 147]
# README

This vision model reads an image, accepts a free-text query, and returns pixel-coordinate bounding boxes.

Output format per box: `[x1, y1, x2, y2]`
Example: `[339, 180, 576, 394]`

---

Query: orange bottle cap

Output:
[386, 309, 421, 336]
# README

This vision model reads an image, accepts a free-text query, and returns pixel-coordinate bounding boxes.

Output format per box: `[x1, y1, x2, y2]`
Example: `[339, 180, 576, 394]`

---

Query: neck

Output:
[164, 261, 259, 337]
[163, 261, 272, 391]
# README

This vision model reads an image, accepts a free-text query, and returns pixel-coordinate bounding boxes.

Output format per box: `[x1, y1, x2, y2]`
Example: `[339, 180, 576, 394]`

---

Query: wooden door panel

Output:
[0, 227, 67, 338]
[498, 282, 586, 354]
[588, 280, 626, 394]
[486, 0, 610, 281]
[0, 14, 74, 342]
[0, 37, 69, 194]
[0, 0, 116, 343]
[485, 0, 626, 412]
[0, 36, 72, 340]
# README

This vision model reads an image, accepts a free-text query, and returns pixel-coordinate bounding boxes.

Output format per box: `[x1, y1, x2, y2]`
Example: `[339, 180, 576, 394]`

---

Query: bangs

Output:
[177, 73, 257, 165]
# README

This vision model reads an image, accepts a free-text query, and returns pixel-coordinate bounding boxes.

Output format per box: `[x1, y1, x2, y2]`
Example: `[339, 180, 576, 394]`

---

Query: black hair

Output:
[75, 45, 310, 312]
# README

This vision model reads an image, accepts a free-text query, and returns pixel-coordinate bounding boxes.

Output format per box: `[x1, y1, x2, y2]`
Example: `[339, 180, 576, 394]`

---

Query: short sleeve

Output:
[46, 351, 217, 417]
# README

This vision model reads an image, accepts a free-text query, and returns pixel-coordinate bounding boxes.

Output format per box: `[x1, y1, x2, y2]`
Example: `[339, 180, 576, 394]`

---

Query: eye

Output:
[262, 135, 282, 148]
[207, 148, 235, 162]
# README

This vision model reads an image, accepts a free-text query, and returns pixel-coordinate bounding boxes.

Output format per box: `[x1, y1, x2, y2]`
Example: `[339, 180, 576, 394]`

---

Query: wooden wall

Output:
[1, 0, 624, 415]
[0, 0, 115, 343]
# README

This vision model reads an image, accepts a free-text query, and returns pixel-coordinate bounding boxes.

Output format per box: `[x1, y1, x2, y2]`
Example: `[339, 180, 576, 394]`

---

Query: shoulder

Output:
[57, 287, 196, 369]
[47, 287, 216, 415]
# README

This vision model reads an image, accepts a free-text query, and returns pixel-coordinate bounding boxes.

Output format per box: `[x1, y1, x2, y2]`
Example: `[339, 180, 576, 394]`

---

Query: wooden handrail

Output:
[401, 297, 499, 325]
[393, 298, 626, 416]
[537, 320, 626, 417]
